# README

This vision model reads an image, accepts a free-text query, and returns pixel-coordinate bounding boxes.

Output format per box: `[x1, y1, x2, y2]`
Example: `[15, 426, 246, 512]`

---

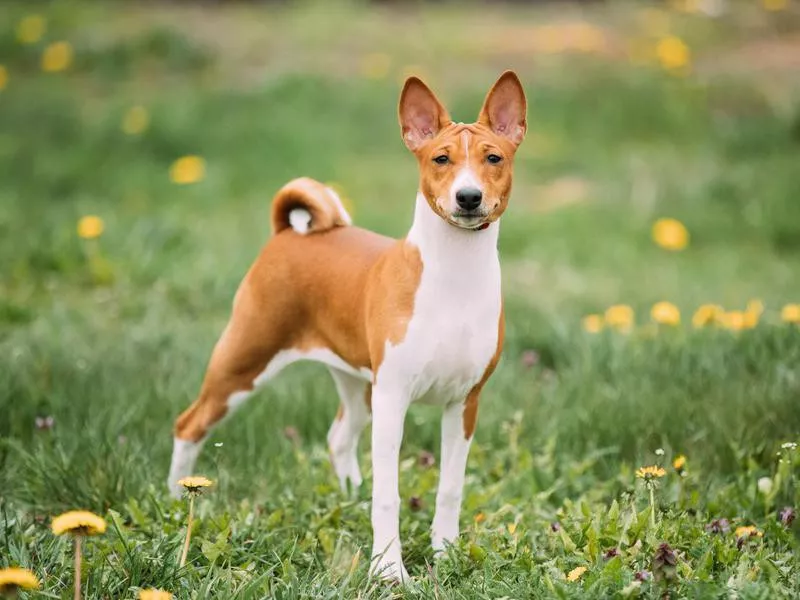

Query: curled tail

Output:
[271, 177, 352, 235]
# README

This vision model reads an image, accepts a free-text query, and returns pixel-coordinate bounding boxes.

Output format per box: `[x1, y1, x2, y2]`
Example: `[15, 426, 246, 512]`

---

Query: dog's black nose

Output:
[455, 188, 482, 211]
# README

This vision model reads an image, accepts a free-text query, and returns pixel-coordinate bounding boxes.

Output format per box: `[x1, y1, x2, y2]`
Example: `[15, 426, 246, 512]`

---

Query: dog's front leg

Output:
[369, 385, 411, 582]
[431, 398, 474, 553]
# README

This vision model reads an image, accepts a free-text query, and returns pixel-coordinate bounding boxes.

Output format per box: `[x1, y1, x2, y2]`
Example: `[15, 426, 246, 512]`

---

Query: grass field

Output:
[1, 1, 800, 598]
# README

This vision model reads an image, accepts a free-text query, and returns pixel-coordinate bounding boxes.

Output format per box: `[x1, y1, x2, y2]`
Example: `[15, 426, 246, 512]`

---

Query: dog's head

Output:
[399, 71, 526, 231]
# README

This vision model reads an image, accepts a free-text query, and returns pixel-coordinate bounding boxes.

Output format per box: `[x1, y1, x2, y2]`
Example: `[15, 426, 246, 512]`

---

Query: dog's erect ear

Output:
[478, 71, 527, 146]
[398, 77, 451, 152]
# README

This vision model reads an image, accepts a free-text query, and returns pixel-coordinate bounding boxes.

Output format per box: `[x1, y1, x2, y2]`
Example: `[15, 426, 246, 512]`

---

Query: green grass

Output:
[1, 1, 800, 598]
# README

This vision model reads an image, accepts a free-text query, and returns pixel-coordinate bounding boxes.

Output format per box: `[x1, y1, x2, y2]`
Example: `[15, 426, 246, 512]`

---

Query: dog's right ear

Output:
[398, 77, 451, 152]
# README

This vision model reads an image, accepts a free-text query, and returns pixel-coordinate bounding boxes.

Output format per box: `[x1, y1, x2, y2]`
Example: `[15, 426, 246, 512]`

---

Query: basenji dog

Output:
[167, 71, 527, 581]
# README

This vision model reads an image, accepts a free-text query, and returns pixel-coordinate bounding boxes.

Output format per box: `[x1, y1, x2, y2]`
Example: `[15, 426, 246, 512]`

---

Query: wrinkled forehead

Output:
[433, 122, 502, 150]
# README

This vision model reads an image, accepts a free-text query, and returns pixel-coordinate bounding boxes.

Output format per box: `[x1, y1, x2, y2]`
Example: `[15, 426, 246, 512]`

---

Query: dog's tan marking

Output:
[364, 383, 373, 413]
[462, 306, 505, 439]
[365, 241, 423, 375]
[173, 183, 394, 443]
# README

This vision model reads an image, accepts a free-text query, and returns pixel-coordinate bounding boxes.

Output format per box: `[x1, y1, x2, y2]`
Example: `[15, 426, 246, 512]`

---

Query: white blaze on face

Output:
[448, 130, 482, 212]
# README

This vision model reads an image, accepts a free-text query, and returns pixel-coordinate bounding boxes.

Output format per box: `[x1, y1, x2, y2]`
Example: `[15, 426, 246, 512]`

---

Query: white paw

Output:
[167, 437, 202, 499]
[370, 557, 410, 583]
[332, 455, 363, 492]
[167, 477, 183, 500]
[328, 437, 363, 492]
[431, 522, 459, 554]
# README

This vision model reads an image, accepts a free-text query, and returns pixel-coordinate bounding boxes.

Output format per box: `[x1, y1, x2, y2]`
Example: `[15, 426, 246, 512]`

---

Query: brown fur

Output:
[399, 72, 526, 228]
[174, 186, 423, 441]
[174, 71, 526, 445]
[462, 306, 505, 438]
[271, 177, 350, 234]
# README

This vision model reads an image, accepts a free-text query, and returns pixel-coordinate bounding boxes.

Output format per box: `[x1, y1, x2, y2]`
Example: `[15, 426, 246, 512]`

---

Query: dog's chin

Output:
[447, 213, 490, 230]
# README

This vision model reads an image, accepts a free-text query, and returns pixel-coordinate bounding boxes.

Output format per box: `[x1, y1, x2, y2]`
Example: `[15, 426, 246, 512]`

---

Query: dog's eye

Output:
[486, 154, 503, 164]
[433, 155, 449, 165]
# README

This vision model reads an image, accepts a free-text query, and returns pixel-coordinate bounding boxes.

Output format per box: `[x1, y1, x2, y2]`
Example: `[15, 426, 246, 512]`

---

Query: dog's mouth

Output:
[433, 198, 498, 231]
[447, 209, 492, 230]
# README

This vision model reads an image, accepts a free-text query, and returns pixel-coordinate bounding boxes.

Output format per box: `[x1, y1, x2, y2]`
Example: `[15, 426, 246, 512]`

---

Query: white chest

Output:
[375, 194, 502, 404]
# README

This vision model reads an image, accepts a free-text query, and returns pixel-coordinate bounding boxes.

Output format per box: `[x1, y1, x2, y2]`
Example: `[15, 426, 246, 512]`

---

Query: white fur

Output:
[327, 368, 370, 490]
[167, 438, 205, 498]
[168, 189, 501, 581]
[167, 348, 372, 499]
[446, 130, 483, 215]
[229, 349, 369, 416]
[369, 192, 501, 579]
[431, 401, 472, 551]
[288, 208, 312, 234]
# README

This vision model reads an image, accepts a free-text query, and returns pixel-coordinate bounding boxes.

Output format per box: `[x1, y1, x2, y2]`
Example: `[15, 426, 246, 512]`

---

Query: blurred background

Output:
[1, 0, 799, 503]
[2, 3, 800, 596]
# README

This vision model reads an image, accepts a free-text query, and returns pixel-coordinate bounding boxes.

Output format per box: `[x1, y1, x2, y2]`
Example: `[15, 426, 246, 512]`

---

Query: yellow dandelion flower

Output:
[77, 215, 104, 240]
[672, 454, 686, 471]
[507, 523, 517, 535]
[177, 477, 213, 566]
[762, 0, 788, 11]
[651, 301, 680, 326]
[740, 299, 763, 329]
[566, 565, 587, 582]
[692, 304, 724, 328]
[636, 465, 666, 480]
[721, 310, 746, 331]
[656, 36, 690, 72]
[742, 310, 759, 329]
[734, 525, 762, 539]
[474, 512, 486, 523]
[360, 53, 391, 80]
[746, 299, 764, 316]
[605, 305, 634, 332]
[42, 41, 74, 73]
[169, 155, 206, 185]
[139, 589, 174, 600]
[0, 568, 40, 592]
[51, 510, 106, 536]
[781, 304, 800, 324]
[582, 314, 603, 333]
[652, 217, 689, 251]
[177, 475, 213, 493]
[122, 105, 150, 135]
[0, 65, 7, 92]
[16, 15, 46, 45]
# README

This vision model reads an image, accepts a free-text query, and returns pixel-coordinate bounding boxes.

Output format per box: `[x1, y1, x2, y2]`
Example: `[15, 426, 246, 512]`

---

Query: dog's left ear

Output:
[478, 71, 527, 147]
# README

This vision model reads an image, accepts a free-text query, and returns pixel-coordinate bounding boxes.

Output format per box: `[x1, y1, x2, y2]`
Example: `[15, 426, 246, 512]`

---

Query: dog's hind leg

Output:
[327, 368, 371, 491]
[167, 295, 297, 497]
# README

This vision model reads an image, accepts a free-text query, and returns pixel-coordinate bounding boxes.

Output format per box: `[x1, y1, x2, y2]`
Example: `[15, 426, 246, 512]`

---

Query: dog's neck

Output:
[407, 191, 500, 281]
